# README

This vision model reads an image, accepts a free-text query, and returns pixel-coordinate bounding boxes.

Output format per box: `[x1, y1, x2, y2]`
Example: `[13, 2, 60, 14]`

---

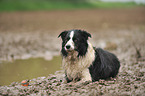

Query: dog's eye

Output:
[65, 37, 70, 41]
[73, 38, 78, 42]
[74, 39, 78, 42]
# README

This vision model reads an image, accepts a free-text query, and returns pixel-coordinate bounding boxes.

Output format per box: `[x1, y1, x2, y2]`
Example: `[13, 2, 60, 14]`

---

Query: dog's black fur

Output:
[89, 48, 120, 81]
[58, 29, 120, 82]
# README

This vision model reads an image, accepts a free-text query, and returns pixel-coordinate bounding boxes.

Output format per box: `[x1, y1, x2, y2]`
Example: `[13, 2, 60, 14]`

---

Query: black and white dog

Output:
[58, 29, 120, 83]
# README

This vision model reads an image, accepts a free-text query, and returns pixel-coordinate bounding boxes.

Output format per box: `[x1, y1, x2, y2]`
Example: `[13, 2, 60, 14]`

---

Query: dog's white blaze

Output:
[70, 31, 74, 39]
[65, 31, 74, 50]
[63, 42, 95, 82]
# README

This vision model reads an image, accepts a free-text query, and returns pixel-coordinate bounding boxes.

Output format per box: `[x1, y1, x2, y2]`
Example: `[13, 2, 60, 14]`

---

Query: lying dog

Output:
[58, 29, 120, 83]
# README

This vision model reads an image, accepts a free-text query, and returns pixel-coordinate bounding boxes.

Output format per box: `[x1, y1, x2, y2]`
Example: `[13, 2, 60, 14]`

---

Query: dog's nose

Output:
[66, 45, 71, 49]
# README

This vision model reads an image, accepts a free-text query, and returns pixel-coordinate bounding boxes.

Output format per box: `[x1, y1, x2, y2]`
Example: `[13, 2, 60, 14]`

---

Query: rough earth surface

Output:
[0, 7, 145, 95]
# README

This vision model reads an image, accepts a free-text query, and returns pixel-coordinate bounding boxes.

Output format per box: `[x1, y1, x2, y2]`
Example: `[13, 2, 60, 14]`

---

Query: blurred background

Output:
[0, 0, 145, 85]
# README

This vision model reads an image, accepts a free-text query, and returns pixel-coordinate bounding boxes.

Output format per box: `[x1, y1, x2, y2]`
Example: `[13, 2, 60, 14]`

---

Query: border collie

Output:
[58, 29, 120, 83]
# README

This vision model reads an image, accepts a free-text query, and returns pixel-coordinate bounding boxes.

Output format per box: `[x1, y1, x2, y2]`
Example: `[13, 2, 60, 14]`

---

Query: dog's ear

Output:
[58, 31, 68, 40]
[80, 30, 91, 40]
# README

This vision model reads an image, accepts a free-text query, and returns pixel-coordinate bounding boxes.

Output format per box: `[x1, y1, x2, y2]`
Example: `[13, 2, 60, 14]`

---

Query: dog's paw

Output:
[62, 80, 68, 84]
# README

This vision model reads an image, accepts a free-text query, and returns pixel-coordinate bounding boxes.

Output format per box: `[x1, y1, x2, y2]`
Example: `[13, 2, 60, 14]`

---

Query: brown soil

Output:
[0, 7, 145, 33]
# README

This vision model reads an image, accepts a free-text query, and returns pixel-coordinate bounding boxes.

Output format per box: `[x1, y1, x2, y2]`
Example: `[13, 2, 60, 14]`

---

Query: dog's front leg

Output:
[81, 68, 92, 81]
[74, 69, 92, 86]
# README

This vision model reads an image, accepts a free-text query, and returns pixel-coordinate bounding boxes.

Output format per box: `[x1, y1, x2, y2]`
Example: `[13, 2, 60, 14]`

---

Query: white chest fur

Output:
[62, 42, 95, 82]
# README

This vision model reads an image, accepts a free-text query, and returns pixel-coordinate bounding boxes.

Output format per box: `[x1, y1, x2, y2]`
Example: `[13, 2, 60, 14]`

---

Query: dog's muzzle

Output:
[65, 44, 74, 52]
[65, 38, 75, 52]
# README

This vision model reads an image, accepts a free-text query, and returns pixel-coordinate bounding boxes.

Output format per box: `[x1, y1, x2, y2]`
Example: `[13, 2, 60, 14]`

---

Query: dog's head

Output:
[58, 29, 91, 57]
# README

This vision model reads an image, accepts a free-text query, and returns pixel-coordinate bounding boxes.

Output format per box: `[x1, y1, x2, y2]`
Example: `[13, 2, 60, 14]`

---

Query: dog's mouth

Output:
[66, 49, 75, 53]
[65, 48, 78, 53]
[65, 46, 76, 53]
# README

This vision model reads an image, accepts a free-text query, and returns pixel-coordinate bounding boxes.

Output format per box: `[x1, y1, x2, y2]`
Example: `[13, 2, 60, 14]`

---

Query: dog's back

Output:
[89, 48, 120, 81]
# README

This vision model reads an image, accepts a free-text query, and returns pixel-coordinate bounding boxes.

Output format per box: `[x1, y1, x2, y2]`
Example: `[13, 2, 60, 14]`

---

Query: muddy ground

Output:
[0, 7, 145, 95]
